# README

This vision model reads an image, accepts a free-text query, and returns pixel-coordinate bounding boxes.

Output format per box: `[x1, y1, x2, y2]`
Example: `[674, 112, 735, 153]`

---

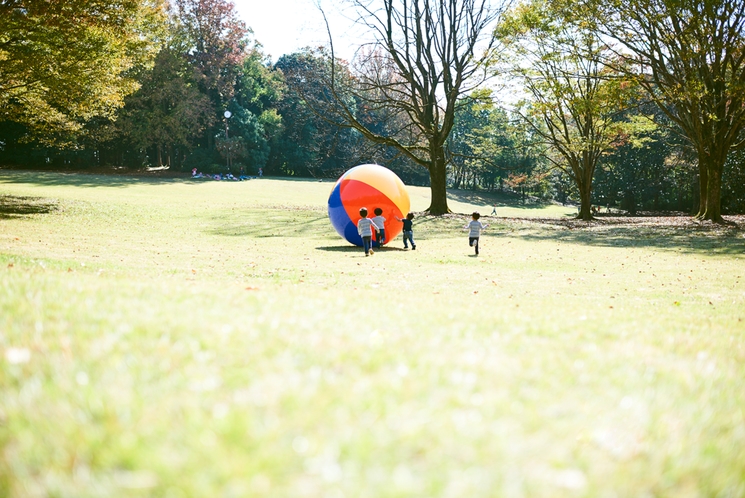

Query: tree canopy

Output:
[572, 0, 745, 222]
[0, 0, 167, 142]
[498, 1, 644, 219]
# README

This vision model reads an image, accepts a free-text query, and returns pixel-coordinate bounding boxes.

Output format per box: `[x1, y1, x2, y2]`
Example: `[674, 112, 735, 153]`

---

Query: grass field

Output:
[1, 170, 744, 498]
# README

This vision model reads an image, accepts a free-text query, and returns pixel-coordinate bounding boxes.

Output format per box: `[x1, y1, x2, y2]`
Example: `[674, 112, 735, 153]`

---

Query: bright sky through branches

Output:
[233, 0, 511, 103]
[233, 0, 358, 62]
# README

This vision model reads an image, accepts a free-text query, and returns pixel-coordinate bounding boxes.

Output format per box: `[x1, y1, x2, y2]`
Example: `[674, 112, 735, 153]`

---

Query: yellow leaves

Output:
[0, 0, 166, 141]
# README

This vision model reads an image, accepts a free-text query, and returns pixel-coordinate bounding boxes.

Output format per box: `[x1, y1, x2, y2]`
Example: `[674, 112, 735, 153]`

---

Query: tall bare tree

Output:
[321, 0, 505, 214]
[574, 0, 745, 222]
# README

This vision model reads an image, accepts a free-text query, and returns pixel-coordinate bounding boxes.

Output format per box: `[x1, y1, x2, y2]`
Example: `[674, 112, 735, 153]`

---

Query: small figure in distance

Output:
[371, 207, 386, 248]
[395, 212, 416, 250]
[491, 204, 497, 216]
[258, 167, 263, 178]
[464, 211, 488, 256]
[357, 207, 380, 256]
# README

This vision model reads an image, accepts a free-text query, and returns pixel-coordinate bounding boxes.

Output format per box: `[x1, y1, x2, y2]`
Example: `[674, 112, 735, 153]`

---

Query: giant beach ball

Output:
[328, 164, 411, 246]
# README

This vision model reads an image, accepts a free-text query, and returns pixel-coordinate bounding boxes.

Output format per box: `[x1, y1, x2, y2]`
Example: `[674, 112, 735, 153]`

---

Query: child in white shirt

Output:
[464, 212, 488, 255]
[357, 207, 380, 256]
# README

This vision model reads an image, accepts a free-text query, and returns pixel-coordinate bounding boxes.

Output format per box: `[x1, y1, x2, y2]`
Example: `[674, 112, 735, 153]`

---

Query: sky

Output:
[230, 0, 513, 103]
[232, 0, 361, 62]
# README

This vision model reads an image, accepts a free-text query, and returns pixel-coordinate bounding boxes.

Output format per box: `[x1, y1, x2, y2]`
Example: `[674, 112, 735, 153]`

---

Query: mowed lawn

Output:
[1, 170, 744, 498]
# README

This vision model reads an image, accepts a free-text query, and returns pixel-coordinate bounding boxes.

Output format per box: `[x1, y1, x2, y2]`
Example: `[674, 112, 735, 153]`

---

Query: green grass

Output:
[1, 170, 744, 497]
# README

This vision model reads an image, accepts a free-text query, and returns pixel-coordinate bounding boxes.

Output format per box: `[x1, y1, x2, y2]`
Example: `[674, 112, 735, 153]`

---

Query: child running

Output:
[357, 207, 380, 256]
[371, 207, 386, 248]
[395, 212, 416, 250]
[464, 211, 488, 255]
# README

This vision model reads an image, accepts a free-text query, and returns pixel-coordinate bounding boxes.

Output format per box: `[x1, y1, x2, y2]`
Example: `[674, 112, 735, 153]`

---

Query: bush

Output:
[183, 149, 222, 173]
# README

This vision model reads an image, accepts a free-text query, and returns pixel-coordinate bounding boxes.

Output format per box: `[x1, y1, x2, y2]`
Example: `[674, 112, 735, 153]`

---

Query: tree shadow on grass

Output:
[315, 245, 409, 253]
[0, 195, 60, 219]
[504, 215, 745, 256]
[0, 169, 250, 189]
[447, 188, 555, 210]
[409, 212, 501, 239]
[315, 245, 359, 252]
[0, 169, 334, 190]
[0, 170, 172, 188]
[207, 213, 329, 238]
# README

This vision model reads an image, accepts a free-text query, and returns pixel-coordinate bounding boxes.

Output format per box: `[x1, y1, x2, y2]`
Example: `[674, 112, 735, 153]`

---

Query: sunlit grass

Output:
[1, 171, 744, 497]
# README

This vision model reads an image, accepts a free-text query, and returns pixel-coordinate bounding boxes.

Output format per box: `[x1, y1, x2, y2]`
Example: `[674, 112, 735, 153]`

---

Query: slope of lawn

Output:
[1, 170, 744, 498]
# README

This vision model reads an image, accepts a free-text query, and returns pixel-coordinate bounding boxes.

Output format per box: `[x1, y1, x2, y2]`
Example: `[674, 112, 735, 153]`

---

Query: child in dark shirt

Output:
[395, 212, 416, 250]
[371, 207, 386, 248]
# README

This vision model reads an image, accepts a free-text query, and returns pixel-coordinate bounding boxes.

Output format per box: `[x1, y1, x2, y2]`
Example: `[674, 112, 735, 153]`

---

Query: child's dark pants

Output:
[469, 237, 479, 254]
[362, 236, 373, 254]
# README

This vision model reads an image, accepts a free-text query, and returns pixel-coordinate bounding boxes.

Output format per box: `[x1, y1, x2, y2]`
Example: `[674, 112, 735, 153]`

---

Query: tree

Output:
[320, 0, 505, 214]
[114, 45, 214, 168]
[498, 1, 640, 220]
[0, 0, 166, 142]
[174, 0, 249, 147]
[227, 49, 286, 173]
[273, 50, 366, 177]
[593, 102, 693, 214]
[449, 90, 542, 193]
[575, 0, 745, 222]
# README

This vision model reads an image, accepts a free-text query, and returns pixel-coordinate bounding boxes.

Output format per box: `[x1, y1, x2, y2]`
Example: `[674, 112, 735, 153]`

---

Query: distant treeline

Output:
[1, 0, 744, 215]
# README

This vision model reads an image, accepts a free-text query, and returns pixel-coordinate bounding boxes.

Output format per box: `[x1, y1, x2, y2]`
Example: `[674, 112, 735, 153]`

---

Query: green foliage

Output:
[183, 147, 222, 172]
[271, 50, 365, 177]
[722, 146, 745, 214]
[593, 102, 695, 213]
[575, 0, 745, 221]
[498, 0, 642, 218]
[2, 0, 744, 219]
[218, 51, 287, 173]
[449, 90, 544, 195]
[236, 50, 286, 116]
[0, 0, 168, 143]
[113, 45, 215, 167]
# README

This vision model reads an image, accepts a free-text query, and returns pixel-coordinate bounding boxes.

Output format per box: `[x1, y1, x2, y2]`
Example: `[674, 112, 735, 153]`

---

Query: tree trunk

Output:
[577, 180, 593, 220]
[426, 146, 450, 215]
[623, 189, 637, 215]
[695, 162, 708, 219]
[702, 162, 724, 222]
[696, 155, 725, 222]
